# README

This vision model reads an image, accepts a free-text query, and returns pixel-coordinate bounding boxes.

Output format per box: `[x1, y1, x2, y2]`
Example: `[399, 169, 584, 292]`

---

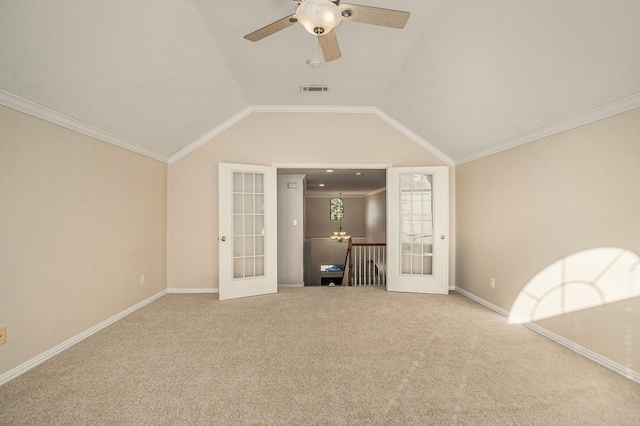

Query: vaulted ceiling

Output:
[1, 0, 639, 164]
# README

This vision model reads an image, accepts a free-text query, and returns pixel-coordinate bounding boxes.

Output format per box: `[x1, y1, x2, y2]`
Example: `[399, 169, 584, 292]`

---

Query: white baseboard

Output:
[278, 284, 305, 288]
[454, 287, 640, 385]
[0, 290, 167, 387]
[166, 288, 219, 294]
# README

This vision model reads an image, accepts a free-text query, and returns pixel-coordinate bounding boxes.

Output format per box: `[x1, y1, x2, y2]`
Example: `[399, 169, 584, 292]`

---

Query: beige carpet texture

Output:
[1, 287, 639, 425]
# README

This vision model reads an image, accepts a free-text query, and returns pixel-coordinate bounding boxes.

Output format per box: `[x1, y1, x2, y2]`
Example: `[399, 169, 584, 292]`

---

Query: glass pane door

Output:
[387, 166, 448, 294]
[232, 171, 265, 279]
[219, 163, 277, 301]
[399, 173, 434, 275]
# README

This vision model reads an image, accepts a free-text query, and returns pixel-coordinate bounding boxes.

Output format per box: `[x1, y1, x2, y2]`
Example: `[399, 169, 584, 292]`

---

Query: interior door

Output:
[219, 163, 277, 300]
[386, 166, 449, 294]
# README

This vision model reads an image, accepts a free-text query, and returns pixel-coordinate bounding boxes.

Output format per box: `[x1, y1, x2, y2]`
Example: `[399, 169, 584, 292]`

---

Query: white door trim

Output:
[272, 162, 392, 170]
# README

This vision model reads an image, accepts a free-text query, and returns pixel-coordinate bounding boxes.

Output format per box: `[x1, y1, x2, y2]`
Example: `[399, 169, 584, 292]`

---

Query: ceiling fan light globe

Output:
[296, 0, 341, 36]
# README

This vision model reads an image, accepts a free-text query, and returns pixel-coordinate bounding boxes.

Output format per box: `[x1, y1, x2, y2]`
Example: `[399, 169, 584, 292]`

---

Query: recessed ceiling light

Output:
[326, 169, 334, 173]
[355, 172, 363, 176]
[319, 183, 325, 187]
[306, 59, 321, 68]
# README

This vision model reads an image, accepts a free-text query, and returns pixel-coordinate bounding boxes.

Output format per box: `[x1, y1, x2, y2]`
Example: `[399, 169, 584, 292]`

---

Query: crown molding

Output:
[255, 105, 455, 166]
[371, 108, 455, 166]
[454, 92, 640, 166]
[304, 193, 365, 199]
[365, 187, 387, 197]
[168, 105, 379, 164]
[272, 162, 391, 169]
[250, 104, 377, 114]
[170, 105, 455, 166]
[167, 106, 253, 164]
[9, 88, 635, 169]
[0, 88, 168, 163]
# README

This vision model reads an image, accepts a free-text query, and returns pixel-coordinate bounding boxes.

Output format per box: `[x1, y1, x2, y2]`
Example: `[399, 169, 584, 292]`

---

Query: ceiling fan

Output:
[244, 0, 410, 62]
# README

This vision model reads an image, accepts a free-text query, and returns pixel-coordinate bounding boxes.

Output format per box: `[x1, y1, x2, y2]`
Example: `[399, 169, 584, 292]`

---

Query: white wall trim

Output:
[454, 92, 640, 165]
[251, 105, 376, 114]
[0, 88, 169, 163]
[166, 288, 219, 294]
[273, 162, 392, 170]
[278, 284, 305, 288]
[371, 108, 455, 166]
[5, 87, 639, 168]
[455, 287, 640, 385]
[168, 107, 253, 164]
[0, 290, 167, 387]
[364, 187, 387, 197]
[169, 104, 456, 166]
[305, 194, 365, 199]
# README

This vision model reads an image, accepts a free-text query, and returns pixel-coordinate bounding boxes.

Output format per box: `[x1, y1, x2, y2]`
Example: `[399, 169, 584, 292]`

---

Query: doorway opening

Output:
[276, 166, 387, 287]
[218, 163, 449, 300]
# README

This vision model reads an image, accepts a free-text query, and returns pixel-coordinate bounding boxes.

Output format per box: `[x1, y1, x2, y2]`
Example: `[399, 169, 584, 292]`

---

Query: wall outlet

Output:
[0, 326, 6, 345]
[490, 278, 495, 288]
[140, 275, 145, 285]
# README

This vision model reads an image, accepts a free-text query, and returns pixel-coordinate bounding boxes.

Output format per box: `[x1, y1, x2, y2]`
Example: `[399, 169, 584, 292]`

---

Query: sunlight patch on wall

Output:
[509, 248, 640, 324]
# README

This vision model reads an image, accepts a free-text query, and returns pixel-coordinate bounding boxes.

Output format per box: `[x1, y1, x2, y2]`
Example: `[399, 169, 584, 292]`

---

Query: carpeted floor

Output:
[1, 287, 639, 425]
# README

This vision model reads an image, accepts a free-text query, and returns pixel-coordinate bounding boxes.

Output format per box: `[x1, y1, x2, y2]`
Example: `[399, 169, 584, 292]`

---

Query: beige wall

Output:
[3, 97, 635, 380]
[0, 105, 167, 375]
[277, 174, 305, 285]
[456, 107, 640, 373]
[364, 190, 386, 244]
[167, 112, 448, 290]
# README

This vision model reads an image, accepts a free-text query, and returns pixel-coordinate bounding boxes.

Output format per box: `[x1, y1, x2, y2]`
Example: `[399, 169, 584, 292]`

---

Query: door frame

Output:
[272, 162, 452, 292]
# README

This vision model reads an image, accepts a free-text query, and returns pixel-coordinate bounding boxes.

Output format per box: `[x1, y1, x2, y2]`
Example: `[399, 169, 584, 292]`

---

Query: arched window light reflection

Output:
[509, 248, 640, 324]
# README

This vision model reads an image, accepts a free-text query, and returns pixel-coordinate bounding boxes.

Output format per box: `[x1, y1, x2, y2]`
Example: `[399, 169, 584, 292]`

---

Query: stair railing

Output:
[348, 240, 386, 286]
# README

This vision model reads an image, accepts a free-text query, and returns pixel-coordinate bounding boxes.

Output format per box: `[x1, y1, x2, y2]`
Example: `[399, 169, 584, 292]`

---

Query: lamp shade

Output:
[296, 0, 342, 35]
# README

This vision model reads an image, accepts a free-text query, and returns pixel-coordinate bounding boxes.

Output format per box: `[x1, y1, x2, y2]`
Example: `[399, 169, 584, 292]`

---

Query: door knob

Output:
[441, 235, 445, 240]
[219, 236, 227, 242]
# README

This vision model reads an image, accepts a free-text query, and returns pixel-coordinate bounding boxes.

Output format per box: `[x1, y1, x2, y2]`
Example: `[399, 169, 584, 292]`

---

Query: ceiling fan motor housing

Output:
[296, 0, 342, 36]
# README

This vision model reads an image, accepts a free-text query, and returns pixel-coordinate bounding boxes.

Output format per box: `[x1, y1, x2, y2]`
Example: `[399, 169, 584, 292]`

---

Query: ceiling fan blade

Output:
[244, 14, 298, 42]
[339, 4, 410, 29]
[318, 30, 342, 62]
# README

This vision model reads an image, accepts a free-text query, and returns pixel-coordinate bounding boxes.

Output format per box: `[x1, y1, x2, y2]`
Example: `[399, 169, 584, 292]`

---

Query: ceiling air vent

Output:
[301, 85, 330, 92]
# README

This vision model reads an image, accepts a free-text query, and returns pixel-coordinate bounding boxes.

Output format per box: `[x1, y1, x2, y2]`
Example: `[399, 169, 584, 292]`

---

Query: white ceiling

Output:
[1, 0, 639, 163]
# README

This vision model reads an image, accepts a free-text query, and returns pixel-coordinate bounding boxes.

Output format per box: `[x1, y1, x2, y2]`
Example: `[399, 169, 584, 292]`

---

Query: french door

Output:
[218, 163, 277, 300]
[386, 166, 449, 294]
